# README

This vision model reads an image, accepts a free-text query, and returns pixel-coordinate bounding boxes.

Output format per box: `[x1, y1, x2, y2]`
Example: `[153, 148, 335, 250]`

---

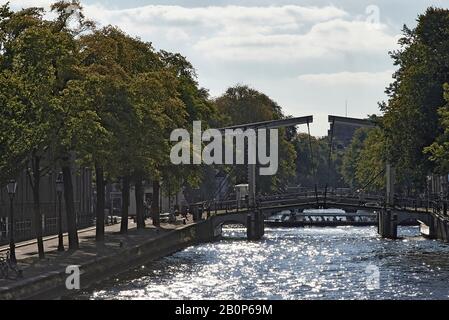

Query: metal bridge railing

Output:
[191, 191, 449, 222]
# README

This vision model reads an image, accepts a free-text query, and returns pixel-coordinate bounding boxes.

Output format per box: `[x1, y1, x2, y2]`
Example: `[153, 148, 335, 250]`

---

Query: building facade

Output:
[0, 166, 93, 245]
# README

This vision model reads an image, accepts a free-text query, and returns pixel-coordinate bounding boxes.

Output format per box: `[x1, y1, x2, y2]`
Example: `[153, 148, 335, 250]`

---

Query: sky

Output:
[6, 0, 449, 136]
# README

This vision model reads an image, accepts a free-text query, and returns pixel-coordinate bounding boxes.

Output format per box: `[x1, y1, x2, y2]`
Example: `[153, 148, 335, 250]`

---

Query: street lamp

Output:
[6, 179, 17, 264]
[56, 173, 65, 252]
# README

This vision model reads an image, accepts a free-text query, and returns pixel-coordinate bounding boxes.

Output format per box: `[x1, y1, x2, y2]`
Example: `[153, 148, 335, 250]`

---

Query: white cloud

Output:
[298, 70, 394, 86]
[6, 3, 399, 63]
[83, 4, 347, 32]
[5, 1, 402, 135]
[74, 4, 399, 63]
[194, 19, 399, 61]
[79, 4, 350, 48]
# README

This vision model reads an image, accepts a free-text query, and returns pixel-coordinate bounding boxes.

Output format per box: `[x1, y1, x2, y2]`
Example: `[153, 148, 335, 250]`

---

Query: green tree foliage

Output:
[158, 51, 219, 208]
[341, 128, 371, 188]
[354, 128, 386, 192]
[293, 133, 345, 190]
[215, 85, 296, 194]
[294, 134, 325, 188]
[425, 84, 449, 173]
[0, 1, 219, 251]
[70, 26, 189, 230]
[381, 7, 449, 190]
[0, 71, 33, 182]
[0, 2, 89, 253]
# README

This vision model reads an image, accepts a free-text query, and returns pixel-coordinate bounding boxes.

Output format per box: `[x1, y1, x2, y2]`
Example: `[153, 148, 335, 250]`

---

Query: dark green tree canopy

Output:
[381, 7, 449, 189]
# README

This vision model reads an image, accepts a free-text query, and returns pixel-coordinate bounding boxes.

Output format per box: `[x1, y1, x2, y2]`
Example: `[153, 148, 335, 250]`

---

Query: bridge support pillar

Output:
[429, 215, 438, 240]
[378, 210, 398, 239]
[420, 215, 449, 241]
[247, 211, 264, 240]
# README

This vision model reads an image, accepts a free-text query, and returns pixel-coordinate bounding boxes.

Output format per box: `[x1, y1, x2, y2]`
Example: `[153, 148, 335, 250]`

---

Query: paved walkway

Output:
[0, 216, 195, 294]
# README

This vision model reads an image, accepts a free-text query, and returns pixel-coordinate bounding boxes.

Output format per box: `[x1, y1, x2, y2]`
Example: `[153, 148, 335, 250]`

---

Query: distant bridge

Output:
[191, 115, 449, 242]
[193, 190, 446, 240]
[258, 194, 442, 230]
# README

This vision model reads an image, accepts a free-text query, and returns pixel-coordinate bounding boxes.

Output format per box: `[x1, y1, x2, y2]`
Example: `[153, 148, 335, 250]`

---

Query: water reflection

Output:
[73, 226, 449, 300]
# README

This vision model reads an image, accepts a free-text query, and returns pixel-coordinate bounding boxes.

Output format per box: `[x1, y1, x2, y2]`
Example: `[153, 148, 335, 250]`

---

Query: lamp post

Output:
[56, 173, 65, 252]
[6, 180, 17, 264]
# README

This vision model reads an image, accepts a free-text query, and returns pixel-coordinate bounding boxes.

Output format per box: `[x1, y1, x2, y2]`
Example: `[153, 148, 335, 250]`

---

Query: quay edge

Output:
[0, 220, 216, 300]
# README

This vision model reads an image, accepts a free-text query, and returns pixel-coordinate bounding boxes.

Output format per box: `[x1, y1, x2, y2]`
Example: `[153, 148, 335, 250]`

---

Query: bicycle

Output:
[0, 251, 23, 280]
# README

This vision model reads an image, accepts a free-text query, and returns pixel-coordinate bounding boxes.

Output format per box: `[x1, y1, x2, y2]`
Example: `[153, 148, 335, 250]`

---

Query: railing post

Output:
[378, 209, 397, 239]
[386, 163, 395, 208]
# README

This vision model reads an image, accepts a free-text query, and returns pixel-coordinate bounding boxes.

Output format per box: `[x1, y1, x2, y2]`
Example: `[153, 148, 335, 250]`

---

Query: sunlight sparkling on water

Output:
[76, 226, 449, 300]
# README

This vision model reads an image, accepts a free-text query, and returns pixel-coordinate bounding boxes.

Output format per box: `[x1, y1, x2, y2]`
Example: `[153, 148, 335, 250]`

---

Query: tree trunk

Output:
[120, 176, 130, 234]
[62, 162, 79, 250]
[135, 178, 145, 229]
[152, 180, 160, 227]
[31, 154, 44, 259]
[95, 164, 105, 242]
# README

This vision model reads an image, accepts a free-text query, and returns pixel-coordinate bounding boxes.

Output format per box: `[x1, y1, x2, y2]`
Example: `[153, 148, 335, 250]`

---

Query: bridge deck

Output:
[197, 191, 449, 232]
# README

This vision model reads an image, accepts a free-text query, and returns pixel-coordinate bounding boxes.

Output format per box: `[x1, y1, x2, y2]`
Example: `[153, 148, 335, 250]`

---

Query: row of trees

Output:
[340, 7, 449, 195]
[0, 1, 307, 259]
[0, 1, 220, 258]
[10, 3, 449, 261]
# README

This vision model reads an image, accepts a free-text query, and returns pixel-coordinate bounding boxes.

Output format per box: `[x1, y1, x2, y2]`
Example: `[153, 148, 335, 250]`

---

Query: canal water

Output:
[72, 226, 449, 300]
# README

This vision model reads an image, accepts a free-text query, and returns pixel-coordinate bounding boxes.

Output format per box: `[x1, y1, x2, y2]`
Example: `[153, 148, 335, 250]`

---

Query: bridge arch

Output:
[211, 213, 248, 230]
[210, 212, 264, 240]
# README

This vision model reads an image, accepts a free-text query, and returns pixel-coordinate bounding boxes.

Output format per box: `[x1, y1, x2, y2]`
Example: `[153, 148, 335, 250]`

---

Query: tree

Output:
[293, 134, 327, 188]
[215, 85, 297, 194]
[341, 128, 371, 189]
[0, 3, 48, 258]
[0, 2, 89, 255]
[45, 1, 95, 250]
[82, 28, 190, 230]
[381, 8, 449, 191]
[354, 128, 386, 192]
[59, 73, 111, 242]
[126, 55, 185, 228]
[74, 27, 133, 239]
[158, 51, 220, 217]
[425, 84, 449, 173]
[0, 72, 35, 185]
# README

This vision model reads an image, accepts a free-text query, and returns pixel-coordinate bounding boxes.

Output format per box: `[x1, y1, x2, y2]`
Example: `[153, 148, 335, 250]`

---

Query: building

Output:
[104, 181, 188, 220]
[329, 121, 362, 151]
[0, 166, 93, 245]
[328, 115, 376, 152]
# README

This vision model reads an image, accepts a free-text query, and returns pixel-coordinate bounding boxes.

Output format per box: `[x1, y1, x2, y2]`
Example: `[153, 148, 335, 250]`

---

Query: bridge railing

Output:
[392, 196, 449, 218]
[189, 192, 449, 222]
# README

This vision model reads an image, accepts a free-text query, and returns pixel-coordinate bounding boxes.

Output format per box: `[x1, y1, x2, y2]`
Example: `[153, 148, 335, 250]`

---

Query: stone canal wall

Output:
[0, 220, 216, 300]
